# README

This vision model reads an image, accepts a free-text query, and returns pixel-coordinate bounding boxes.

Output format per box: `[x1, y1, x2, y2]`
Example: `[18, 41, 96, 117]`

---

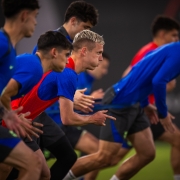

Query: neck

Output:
[3, 20, 24, 47]
[153, 37, 165, 47]
[71, 53, 85, 74]
[36, 52, 51, 73]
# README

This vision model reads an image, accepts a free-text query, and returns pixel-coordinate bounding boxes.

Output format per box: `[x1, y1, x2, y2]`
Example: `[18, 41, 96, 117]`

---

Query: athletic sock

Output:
[174, 175, 180, 180]
[63, 170, 76, 180]
[110, 175, 120, 180]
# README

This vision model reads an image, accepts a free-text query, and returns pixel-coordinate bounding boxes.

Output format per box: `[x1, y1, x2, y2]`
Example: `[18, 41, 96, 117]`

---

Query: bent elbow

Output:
[61, 118, 72, 125]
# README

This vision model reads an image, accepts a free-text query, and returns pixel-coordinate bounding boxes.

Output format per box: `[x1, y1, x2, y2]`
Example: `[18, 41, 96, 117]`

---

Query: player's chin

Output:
[24, 31, 34, 38]
[54, 67, 64, 72]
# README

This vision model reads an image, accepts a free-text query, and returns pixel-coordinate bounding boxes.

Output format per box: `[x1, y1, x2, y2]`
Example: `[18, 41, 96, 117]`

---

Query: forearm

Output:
[0, 94, 12, 110]
[61, 112, 92, 126]
[153, 82, 167, 118]
[0, 101, 10, 119]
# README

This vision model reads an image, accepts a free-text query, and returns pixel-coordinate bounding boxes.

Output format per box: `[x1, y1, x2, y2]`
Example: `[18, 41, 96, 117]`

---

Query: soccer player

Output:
[0, 0, 42, 180]
[1, 31, 72, 112]
[110, 15, 180, 180]
[32, 0, 98, 53]
[0, 30, 72, 179]
[63, 42, 180, 180]
[33, 0, 99, 112]
[8, 30, 115, 180]
[46, 52, 110, 180]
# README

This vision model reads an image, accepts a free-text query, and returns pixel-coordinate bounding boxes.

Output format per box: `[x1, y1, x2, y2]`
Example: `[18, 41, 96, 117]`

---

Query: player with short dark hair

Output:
[151, 15, 180, 37]
[0, 0, 42, 179]
[32, 0, 98, 53]
[1, 30, 72, 179]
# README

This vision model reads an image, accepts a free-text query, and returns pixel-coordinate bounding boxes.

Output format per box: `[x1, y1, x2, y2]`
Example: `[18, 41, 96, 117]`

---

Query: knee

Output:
[110, 156, 120, 166]
[96, 151, 116, 168]
[27, 154, 43, 177]
[139, 147, 156, 163]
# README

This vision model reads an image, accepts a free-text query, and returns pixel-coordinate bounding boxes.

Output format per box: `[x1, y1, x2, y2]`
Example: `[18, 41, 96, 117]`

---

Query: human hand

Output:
[88, 110, 116, 126]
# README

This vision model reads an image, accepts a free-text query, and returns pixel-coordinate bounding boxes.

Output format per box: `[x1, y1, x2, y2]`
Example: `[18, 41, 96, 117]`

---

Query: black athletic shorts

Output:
[60, 125, 85, 148]
[100, 104, 150, 143]
[0, 126, 21, 162]
[100, 87, 150, 143]
[151, 122, 165, 140]
[24, 112, 65, 151]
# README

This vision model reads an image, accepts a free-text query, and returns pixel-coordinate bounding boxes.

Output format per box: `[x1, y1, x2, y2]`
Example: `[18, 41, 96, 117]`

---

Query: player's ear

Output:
[19, 10, 29, 23]
[70, 16, 78, 26]
[81, 47, 87, 56]
[51, 48, 58, 58]
[159, 30, 166, 39]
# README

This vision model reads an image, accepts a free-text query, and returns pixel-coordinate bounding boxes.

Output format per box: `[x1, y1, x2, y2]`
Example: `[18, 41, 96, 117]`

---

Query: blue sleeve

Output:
[152, 50, 180, 118]
[12, 54, 43, 100]
[56, 69, 77, 101]
[32, 45, 38, 54]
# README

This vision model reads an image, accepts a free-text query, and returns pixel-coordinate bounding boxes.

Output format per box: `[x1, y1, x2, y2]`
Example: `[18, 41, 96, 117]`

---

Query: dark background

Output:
[0, 0, 180, 132]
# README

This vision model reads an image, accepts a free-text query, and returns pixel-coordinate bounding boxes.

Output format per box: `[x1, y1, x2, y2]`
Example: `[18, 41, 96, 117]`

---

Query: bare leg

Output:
[115, 127, 155, 180]
[158, 125, 180, 175]
[75, 132, 99, 180]
[67, 140, 121, 178]
[3, 141, 42, 180]
[110, 147, 131, 166]
[34, 149, 51, 180]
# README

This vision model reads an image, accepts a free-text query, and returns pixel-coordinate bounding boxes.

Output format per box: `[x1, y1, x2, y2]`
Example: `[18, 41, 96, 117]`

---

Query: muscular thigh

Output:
[128, 127, 155, 154]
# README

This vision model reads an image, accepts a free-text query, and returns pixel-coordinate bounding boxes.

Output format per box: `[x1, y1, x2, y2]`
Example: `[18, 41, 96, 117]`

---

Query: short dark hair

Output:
[102, 52, 110, 61]
[64, 1, 98, 26]
[1, 0, 40, 18]
[151, 15, 180, 37]
[37, 31, 73, 53]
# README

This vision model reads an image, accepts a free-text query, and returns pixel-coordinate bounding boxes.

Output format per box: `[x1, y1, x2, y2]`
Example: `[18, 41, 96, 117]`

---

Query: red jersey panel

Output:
[130, 42, 158, 66]
[130, 42, 158, 104]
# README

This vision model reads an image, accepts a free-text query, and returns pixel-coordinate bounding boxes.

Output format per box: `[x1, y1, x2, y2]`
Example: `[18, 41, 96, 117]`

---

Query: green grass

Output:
[47, 141, 173, 180]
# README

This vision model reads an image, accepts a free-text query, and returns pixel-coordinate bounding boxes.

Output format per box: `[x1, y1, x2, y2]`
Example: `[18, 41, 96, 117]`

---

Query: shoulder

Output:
[16, 53, 43, 73]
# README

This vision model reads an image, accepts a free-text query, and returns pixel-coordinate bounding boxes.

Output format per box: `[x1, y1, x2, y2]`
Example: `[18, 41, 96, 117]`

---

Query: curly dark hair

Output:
[64, 1, 98, 26]
[1, 0, 40, 18]
[151, 15, 180, 37]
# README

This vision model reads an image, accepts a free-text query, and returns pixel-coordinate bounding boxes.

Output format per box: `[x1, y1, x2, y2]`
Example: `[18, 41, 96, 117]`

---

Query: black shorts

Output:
[0, 126, 21, 162]
[24, 112, 65, 151]
[151, 122, 165, 140]
[60, 125, 85, 148]
[99, 104, 150, 144]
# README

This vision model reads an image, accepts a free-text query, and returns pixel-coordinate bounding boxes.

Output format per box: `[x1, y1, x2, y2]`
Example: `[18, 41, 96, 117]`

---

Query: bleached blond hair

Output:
[73, 30, 105, 46]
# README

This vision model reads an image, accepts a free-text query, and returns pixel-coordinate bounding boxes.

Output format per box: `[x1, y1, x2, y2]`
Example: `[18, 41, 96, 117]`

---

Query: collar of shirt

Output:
[57, 26, 73, 43]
